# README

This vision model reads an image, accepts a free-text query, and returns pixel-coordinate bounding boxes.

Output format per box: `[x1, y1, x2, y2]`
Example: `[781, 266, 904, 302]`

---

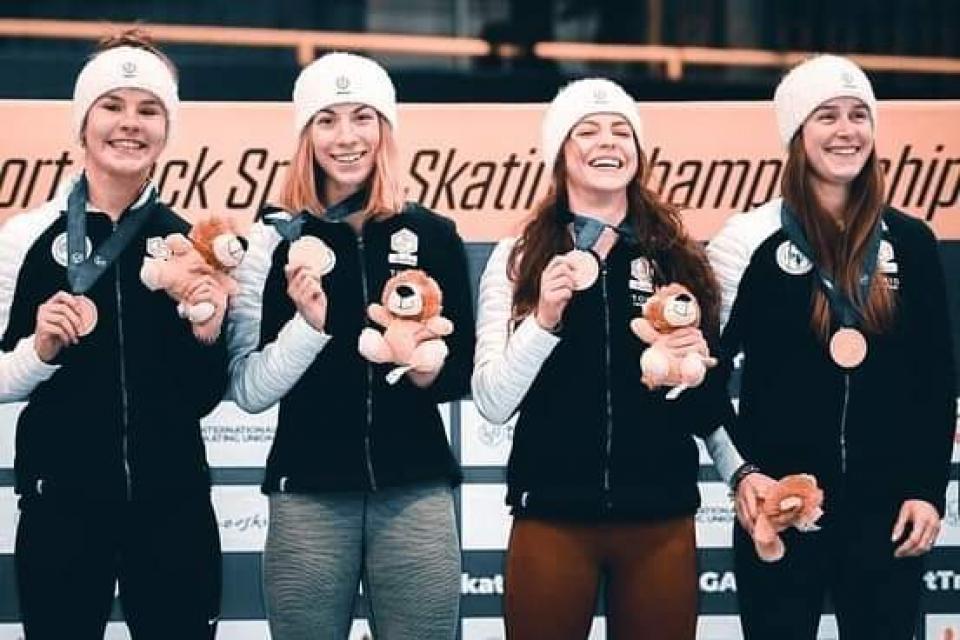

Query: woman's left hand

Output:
[891, 499, 941, 557]
[659, 327, 710, 358]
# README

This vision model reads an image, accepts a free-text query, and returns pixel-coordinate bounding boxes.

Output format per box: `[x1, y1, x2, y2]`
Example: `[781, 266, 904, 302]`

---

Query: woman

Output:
[0, 31, 226, 639]
[708, 55, 956, 638]
[472, 77, 740, 639]
[226, 52, 474, 639]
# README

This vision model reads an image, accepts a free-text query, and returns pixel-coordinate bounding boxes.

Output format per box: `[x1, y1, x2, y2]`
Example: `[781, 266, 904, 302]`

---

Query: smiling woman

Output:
[0, 28, 228, 639]
[224, 51, 474, 639]
[707, 55, 956, 639]
[471, 77, 742, 640]
[82, 88, 168, 187]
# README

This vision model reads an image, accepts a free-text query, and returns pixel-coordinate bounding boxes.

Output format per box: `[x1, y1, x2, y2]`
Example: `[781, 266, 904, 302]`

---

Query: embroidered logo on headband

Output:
[121, 61, 137, 79]
[840, 71, 858, 89]
[592, 87, 609, 104]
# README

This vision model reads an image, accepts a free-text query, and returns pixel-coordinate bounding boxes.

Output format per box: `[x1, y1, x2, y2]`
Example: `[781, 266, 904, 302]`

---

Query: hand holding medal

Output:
[33, 292, 97, 362]
[285, 236, 334, 332]
[287, 236, 336, 284]
[535, 254, 576, 331]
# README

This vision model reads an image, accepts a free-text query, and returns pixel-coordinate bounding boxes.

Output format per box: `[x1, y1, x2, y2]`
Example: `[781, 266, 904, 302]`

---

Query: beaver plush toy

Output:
[750, 474, 824, 562]
[630, 283, 716, 397]
[357, 269, 453, 384]
[140, 214, 247, 343]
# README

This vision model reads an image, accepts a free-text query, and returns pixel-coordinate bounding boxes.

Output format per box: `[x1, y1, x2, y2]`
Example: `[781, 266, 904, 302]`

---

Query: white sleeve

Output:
[703, 427, 745, 486]
[225, 222, 331, 414]
[706, 200, 781, 330]
[0, 210, 61, 402]
[471, 238, 560, 425]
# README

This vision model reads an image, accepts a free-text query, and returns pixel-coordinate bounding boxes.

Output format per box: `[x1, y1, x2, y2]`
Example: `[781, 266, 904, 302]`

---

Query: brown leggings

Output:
[504, 516, 698, 640]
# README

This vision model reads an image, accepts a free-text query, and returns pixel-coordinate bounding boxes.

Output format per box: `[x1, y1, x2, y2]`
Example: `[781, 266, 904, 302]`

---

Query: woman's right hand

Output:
[285, 265, 327, 333]
[34, 291, 85, 362]
[734, 471, 777, 533]
[535, 255, 575, 331]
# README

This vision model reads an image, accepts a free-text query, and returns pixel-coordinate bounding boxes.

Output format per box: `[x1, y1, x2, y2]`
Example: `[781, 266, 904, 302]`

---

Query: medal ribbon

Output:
[779, 202, 881, 328]
[66, 175, 157, 295]
[562, 209, 638, 252]
[263, 189, 368, 242]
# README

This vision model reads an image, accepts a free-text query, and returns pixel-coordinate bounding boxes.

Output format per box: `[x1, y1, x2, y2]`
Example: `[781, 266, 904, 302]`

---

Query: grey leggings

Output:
[263, 482, 461, 640]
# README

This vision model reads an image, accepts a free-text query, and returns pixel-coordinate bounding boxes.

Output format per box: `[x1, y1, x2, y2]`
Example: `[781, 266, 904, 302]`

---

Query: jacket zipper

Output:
[356, 233, 377, 491]
[113, 223, 132, 500]
[601, 265, 614, 508]
[839, 373, 850, 474]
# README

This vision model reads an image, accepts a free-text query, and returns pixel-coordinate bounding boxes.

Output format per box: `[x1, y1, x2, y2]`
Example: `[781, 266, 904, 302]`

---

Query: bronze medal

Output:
[289, 236, 336, 277]
[829, 327, 867, 369]
[75, 296, 98, 336]
[566, 249, 599, 291]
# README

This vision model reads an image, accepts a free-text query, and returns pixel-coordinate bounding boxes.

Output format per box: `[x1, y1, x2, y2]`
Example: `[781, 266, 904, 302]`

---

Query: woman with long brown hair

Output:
[225, 52, 474, 638]
[472, 77, 737, 639]
[0, 30, 226, 639]
[708, 55, 956, 638]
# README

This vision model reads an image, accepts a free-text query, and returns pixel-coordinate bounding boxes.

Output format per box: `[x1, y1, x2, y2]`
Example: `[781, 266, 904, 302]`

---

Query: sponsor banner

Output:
[211, 485, 268, 553]
[461, 617, 607, 639]
[201, 402, 277, 468]
[0, 488, 16, 555]
[695, 614, 842, 639]
[0, 620, 371, 639]
[0, 404, 24, 470]
[1, 101, 957, 242]
[460, 400, 515, 467]
[460, 484, 511, 551]
[695, 482, 736, 548]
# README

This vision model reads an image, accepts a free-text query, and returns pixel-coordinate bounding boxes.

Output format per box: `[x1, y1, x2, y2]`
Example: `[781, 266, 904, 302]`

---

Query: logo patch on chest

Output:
[51, 232, 92, 267]
[776, 241, 813, 276]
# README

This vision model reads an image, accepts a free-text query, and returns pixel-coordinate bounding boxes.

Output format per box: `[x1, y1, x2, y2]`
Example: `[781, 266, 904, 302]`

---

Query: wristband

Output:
[730, 462, 761, 493]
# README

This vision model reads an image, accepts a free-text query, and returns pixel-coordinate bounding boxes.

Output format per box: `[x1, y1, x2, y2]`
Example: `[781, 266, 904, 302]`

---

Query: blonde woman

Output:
[226, 52, 474, 639]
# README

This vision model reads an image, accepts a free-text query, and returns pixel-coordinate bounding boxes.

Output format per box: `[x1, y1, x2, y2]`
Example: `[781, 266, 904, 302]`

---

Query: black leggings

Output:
[505, 516, 698, 640]
[15, 494, 222, 640]
[734, 506, 923, 640]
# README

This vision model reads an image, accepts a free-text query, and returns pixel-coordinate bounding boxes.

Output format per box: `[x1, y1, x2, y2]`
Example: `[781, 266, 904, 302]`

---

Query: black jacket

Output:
[227, 203, 474, 494]
[0, 180, 228, 503]
[474, 233, 729, 522]
[708, 199, 956, 515]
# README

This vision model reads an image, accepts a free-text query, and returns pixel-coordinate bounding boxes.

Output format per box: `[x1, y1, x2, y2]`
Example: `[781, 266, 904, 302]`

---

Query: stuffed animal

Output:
[630, 283, 716, 398]
[750, 473, 824, 562]
[357, 269, 453, 384]
[140, 214, 247, 343]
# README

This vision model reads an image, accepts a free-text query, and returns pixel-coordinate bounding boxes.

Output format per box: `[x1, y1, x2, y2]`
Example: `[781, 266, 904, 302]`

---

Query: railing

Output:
[1, 18, 959, 80]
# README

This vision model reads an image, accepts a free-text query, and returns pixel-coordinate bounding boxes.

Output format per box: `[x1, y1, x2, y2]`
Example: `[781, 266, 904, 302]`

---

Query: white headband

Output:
[72, 46, 179, 143]
[773, 54, 877, 148]
[541, 77, 644, 175]
[293, 52, 397, 135]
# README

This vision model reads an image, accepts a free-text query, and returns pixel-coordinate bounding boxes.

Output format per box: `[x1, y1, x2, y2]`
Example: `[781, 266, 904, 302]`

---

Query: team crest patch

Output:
[391, 228, 418, 254]
[146, 236, 170, 259]
[629, 257, 655, 292]
[878, 239, 898, 274]
[51, 232, 92, 267]
[776, 241, 813, 276]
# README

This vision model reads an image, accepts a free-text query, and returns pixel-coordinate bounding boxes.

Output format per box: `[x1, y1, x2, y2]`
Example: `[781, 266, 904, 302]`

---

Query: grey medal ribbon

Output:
[66, 176, 157, 295]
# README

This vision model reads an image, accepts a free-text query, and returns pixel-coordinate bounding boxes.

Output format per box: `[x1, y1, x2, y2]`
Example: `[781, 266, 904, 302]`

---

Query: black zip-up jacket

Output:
[472, 234, 730, 522]
[226, 202, 474, 494]
[0, 179, 228, 503]
[708, 199, 956, 515]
